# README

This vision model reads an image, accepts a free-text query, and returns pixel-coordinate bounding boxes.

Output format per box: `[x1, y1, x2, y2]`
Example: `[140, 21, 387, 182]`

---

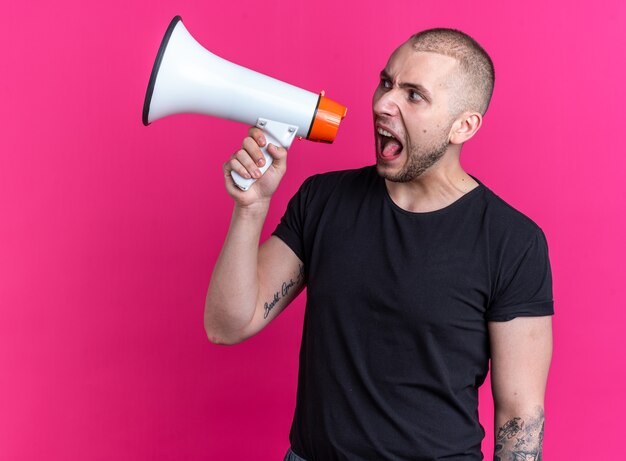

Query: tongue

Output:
[382, 139, 402, 158]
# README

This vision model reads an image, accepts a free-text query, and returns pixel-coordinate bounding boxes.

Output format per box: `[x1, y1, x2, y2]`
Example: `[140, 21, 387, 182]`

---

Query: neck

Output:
[384, 156, 479, 213]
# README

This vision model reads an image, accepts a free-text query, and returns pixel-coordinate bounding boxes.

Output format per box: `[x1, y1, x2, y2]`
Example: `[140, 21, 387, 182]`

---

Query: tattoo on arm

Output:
[494, 407, 544, 461]
[263, 264, 305, 319]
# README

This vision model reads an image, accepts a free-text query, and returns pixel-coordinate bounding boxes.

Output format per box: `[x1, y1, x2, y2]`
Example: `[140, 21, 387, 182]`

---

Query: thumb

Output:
[266, 143, 288, 170]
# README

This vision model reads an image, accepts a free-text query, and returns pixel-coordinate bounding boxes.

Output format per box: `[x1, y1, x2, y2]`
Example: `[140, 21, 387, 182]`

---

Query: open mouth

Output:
[377, 127, 403, 159]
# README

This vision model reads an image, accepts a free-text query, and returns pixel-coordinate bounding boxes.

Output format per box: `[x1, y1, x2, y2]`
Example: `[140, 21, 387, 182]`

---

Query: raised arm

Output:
[489, 316, 553, 461]
[204, 127, 305, 345]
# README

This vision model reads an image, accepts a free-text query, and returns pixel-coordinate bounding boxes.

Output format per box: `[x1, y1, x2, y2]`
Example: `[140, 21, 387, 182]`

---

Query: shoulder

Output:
[477, 183, 554, 318]
[297, 165, 378, 202]
[477, 182, 547, 245]
[304, 165, 377, 188]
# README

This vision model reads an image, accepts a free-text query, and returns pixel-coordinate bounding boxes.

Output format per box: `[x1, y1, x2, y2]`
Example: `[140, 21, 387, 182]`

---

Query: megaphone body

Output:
[143, 16, 347, 190]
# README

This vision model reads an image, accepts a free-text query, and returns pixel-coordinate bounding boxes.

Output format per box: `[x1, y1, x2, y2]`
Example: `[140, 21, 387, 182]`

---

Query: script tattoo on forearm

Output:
[494, 407, 544, 461]
[263, 264, 305, 319]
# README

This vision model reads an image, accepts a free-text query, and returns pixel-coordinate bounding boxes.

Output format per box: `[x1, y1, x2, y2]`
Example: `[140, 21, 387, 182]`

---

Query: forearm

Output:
[494, 405, 545, 461]
[204, 202, 270, 344]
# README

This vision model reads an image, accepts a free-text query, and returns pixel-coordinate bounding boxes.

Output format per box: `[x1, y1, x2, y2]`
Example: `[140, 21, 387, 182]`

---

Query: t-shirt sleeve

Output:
[271, 176, 314, 265]
[486, 227, 554, 322]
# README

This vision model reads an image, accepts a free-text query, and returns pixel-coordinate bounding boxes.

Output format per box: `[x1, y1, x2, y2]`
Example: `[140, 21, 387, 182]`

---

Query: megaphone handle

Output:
[231, 118, 299, 191]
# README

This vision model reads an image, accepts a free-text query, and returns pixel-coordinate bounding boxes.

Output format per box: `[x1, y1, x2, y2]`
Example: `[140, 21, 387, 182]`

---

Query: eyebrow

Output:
[380, 69, 433, 102]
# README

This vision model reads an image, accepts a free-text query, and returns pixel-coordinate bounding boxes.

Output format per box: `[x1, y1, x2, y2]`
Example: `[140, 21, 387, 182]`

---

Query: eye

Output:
[409, 90, 423, 102]
[380, 78, 392, 89]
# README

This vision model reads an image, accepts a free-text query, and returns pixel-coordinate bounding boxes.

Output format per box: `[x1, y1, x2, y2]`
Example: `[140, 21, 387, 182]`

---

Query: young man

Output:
[205, 29, 553, 461]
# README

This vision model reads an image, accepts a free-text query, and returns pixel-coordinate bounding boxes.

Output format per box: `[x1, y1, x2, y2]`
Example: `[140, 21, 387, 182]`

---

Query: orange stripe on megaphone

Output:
[307, 95, 348, 143]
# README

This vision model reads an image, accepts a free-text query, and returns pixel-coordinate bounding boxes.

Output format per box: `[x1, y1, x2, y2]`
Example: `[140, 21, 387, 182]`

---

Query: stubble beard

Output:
[378, 135, 450, 183]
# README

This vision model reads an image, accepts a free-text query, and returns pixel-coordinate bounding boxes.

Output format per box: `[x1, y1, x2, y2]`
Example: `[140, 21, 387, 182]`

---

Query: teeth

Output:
[377, 128, 394, 138]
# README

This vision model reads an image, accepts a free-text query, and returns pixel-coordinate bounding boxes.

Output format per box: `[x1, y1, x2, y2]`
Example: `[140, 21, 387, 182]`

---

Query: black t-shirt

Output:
[273, 166, 554, 461]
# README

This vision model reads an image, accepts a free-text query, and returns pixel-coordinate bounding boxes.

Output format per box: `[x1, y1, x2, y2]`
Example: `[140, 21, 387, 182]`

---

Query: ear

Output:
[449, 111, 482, 145]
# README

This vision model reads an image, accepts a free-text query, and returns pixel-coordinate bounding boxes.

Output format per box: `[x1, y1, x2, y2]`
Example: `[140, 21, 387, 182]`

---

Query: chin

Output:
[376, 159, 404, 182]
[376, 154, 433, 183]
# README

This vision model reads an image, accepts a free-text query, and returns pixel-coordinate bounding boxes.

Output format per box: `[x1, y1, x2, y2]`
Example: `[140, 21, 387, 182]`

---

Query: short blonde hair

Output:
[409, 28, 495, 116]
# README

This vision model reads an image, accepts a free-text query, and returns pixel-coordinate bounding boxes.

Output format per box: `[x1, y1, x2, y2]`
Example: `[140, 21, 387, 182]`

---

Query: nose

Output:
[373, 87, 400, 117]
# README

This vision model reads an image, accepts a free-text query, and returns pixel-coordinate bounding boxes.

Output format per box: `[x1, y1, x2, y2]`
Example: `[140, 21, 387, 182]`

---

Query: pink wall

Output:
[1, 0, 624, 459]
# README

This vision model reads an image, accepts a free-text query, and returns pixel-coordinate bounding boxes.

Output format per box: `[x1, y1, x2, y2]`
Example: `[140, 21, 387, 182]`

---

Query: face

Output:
[372, 43, 460, 182]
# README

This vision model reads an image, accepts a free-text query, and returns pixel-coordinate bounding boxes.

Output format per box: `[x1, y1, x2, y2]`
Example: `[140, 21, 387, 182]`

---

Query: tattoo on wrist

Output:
[494, 407, 544, 461]
[263, 264, 305, 319]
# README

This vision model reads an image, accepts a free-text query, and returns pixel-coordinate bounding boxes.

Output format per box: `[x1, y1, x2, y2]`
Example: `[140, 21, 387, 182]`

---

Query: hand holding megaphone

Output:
[228, 117, 298, 191]
[223, 127, 289, 204]
[143, 16, 347, 191]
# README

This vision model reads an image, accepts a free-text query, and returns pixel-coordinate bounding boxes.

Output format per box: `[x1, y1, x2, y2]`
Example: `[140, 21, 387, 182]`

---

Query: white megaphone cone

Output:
[143, 16, 347, 190]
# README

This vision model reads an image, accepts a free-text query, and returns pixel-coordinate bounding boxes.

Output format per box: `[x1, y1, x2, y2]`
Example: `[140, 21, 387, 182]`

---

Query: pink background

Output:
[1, 0, 624, 459]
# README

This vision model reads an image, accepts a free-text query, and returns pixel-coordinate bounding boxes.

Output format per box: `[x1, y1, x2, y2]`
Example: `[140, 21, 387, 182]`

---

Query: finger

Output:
[247, 127, 266, 147]
[242, 136, 267, 168]
[234, 148, 262, 179]
[227, 156, 252, 180]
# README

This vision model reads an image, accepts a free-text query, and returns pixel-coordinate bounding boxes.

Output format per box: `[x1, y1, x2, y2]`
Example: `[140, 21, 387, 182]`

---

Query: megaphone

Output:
[143, 16, 348, 190]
